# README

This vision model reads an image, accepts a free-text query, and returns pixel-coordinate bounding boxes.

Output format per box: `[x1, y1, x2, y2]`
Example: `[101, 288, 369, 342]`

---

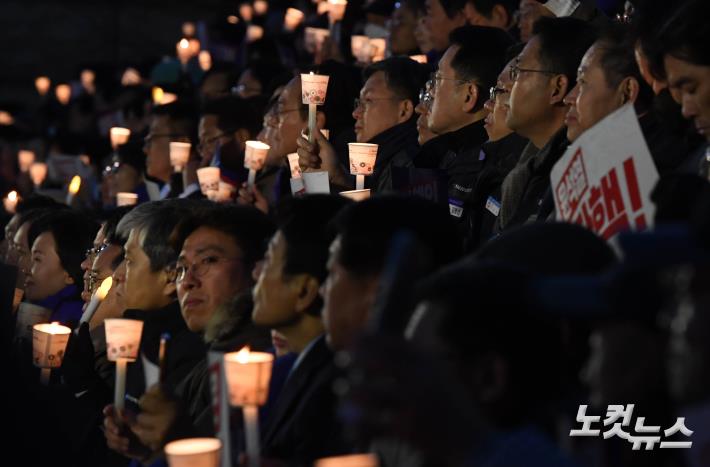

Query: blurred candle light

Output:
[79, 277, 113, 327]
[29, 162, 48, 188]
[227, 15, 239, 24]
[18, 149, 36, 172]
[327, 0, 347, 23]
[81, 69, 96, 94]
[182, 21, 196, 38]
[3, 191, 19, 214]
[198, 50, 212, 71]
[254, 0, 268, 15]
[35, 76, 51, 96]
[56, 84, 71, 105]
[0, 111, 13, 126]
[315, 454, 379, 467]
[121, 68, 142, 86]
[33, 321, 71, 385]
[284, 8, 305, 31]
[246, 25, 264, 42]
[409, 54, 427, 64]
[165, 438, 222, 467]
[66, 175, 81, 206]
[239, 4, 253, 22]
[110, 127, 131, 150]
[177, 38, 192, 64]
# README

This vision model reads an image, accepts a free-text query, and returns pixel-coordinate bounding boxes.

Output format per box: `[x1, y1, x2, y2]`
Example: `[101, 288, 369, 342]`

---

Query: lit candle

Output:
[224, 347, 274, 467]
[35, 76, 51, 96]
[254, 0, 268, 15]
[327, 0, 347, 23]
[177, 38, 191, 64]
[165, 438, 222, 467]
[152, 87, 165, 105]
[315, 454, 379, 467]
[284, 8, 305, 31]
[79, 277, 113, 327]
[33, 321, 71, 385]
[199, 51, 212, 72]
[348, 143, 378, 190]
[197, 167, 221, 197]
[105, 318, 144, 412]
[18, 149, 35, 172]
[110, 127, 131, 150]
[3, 191, 19, 214]
[301, 72, 330, 144]
[247, 25, 264, 42]
[29, 162, 48, 188]
[55, 84, 71, 105]
[66, 175, 81, 206]
[170, 142, 192, 172]
[116, 192, 139, 206]
[239, 4, 253, 22]
[244, 141, 270, 188]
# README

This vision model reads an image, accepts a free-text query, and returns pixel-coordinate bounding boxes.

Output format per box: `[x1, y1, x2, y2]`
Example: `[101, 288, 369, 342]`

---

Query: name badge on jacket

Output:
[485, 196, 501, 217]
[449, 198, 464, 218]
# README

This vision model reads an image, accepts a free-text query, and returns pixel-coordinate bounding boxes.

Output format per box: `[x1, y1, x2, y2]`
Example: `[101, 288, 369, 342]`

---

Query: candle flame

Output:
[96, 277, 113, 300]
[68, 175, 81, 194]
[8, 191, 18, 202]
[236, 346, 251, 363]
[179, 38, 190, 49]
[152, 87, 164, 105]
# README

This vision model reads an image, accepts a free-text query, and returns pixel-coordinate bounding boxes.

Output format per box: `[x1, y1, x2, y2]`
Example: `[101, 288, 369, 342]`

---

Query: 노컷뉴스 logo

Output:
[570, 404, 693, 450]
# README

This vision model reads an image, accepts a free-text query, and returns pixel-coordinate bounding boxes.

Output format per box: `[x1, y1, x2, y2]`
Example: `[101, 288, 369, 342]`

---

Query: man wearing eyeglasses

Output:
[494, 17, 597, 233]
[416, 25, 513, 251]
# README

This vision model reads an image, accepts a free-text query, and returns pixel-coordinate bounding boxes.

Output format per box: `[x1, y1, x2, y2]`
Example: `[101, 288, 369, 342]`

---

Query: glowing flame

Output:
[68, 175, 81, 195]
[179, 38, 190, 49]
[8, 191, 18, 202]
[152, 87, 164, 105]
[236, 346, 251, 363]
[96, 277, 113, 300]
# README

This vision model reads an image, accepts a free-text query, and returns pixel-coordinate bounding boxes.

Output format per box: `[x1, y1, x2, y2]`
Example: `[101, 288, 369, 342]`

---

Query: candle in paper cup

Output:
[18, 149, 35, 172]
[287, 153, 302, 179]
[409, 54, 427, 64]
[56, 84, 71, 105]
[35, 76, 51, 96]
[110, 127, 131, 149]
[165, 438, 222, 467]
[317, 1, 329, 15]
[197, 167, 221, 195]
[15, 302, 52, 340]
[170, 142, 191, 171]
[29, 162, 48, 187]
[315, 454, 379, 467]
[104, 318, 144, 362]
[3, 191, 19, 214]
[198, 50, 212, 71]
[247, 25, 264, 42]
[80, 277, 113, 326]
[177, 38, 192, 63]
[239, 3, 253, 22]
[224, 347, 274, 406]
[284, 7, 305, 31]
[340, 188, 371, 202]
[327, 0, 347, 23]
[116, 192, 139, 207]
[348, 143, 378, 175]
[152, 87, 165, 105]
[33, 322, 71, 368]
[254, 0, 268, 15]
[301, 73, 330, 105]
[244, 141, 269, 171]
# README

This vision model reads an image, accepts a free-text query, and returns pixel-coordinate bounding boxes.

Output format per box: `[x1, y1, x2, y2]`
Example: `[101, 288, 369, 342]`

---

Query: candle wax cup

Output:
[300, 74, 329, 105]
[104, 318, 144, 362]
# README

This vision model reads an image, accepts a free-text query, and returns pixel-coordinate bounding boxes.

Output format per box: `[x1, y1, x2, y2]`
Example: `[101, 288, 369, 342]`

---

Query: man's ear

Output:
[491, 4, 510, 29]
[551, 74, 570, 105]
[618, 77, 640, 106]
[64, 271, 74, 286]
[161, 268, 178, 298]
[462, 83, 479, 113]
[294, 275, 321, 314]
[398, 100, 415, 123]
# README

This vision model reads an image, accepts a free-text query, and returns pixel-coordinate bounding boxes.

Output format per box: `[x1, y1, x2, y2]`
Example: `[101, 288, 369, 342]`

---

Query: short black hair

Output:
[151, 100, 198, 141]
[334, 195, 462, 278]
[14, 194, 64, 215]
[533, 16, 599, 91]
[247, 60, 292, 98]
[103, 206, 135, 245]
[467, 0, 518, 24]
[172, 204, 276, 273]
[449, 26, 515, 112]
[657, 0, 710, 68]
[438, 0, 467, 18]
[201, 95, 267, 138]
[117, 140, 146, 173]
[28, 211, 100, 287]
[594, 23, 654, 115]
[363, 57, 431, 107]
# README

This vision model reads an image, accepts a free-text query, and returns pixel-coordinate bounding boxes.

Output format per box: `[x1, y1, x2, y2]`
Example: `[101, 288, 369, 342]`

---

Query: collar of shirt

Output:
[286, 334, 323, 381]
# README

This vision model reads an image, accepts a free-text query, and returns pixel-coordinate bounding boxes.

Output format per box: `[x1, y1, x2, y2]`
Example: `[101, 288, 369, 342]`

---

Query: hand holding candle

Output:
[301, 72, 330, 144]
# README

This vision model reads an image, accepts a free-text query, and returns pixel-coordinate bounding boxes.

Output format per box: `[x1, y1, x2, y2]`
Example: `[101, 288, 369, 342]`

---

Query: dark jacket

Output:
[261, 335, 350, 465]
[365, 119, 420, 193]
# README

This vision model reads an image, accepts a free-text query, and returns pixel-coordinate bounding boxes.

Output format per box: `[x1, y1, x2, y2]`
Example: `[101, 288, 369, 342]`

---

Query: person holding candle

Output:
[251, 194, 353, 464]
[296, 57, 429, 192]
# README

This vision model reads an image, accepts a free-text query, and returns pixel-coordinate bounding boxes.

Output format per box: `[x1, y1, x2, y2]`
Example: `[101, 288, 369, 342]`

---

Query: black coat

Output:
[261, 335, 350, 465]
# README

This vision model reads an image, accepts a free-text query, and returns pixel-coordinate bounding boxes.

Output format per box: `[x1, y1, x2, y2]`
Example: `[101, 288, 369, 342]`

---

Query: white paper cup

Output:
[409, 54, 427, 64]
[29, 162, 48, 186]
[110, 127, 131, 149]
[287, 153, 302, 179]
[340, 189, 371, 202]
[244, 141, 270, 171]
[32, 322, 71, 368]
[116, 192, 138, 206]
[170, 142, 191, 170]
[197, 167, 221, 195]
[18, 150, 35, 172]
[348, 143, 378, 175]
[301, 73, 330, 105]
[224, 351, 274, 406]
[304, 27, 330, 54]
[328, 0, 347, 22]
[165, 438, 222, 467]
[247, 25, 264, 42]
[104, 318, 143, 362]
[254, 0, 268, 15]
[284, 7, 305, 31]
[316, 454, 379, 467]
[15, 303, 52, 340]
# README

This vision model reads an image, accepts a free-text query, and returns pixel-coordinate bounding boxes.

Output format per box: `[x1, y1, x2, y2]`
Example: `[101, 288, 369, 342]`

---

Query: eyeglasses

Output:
[103, 160, 121, 176]
[489, 86, 508, 101]
[418, 80, 434, 108]
[175, 255, 243, 283]
[353, 97, 400, 111]
[430, 72, 472, 90]
[509, 61, 561, 82]
[85, 242, 110, 261]
[197, 133, 227, 152]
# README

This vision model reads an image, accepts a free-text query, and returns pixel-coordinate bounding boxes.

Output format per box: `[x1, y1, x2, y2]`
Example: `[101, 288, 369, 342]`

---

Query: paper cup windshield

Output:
[33, 322, 71, 368]
[301, 73, 329, 105]
[197, 167, 221, 194]
[244, 141, 270, 171]
[104, 318, 143, 361]
[348, 143, 378, 175]
[170, 142, 191, 167]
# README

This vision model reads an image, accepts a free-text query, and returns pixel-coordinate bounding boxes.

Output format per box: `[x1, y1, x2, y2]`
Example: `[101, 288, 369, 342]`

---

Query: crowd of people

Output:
[1, 0, 710, 465]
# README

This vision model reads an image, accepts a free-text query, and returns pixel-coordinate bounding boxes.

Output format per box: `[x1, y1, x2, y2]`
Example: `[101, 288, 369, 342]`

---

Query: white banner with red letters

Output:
[551, 104, 659, 240]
